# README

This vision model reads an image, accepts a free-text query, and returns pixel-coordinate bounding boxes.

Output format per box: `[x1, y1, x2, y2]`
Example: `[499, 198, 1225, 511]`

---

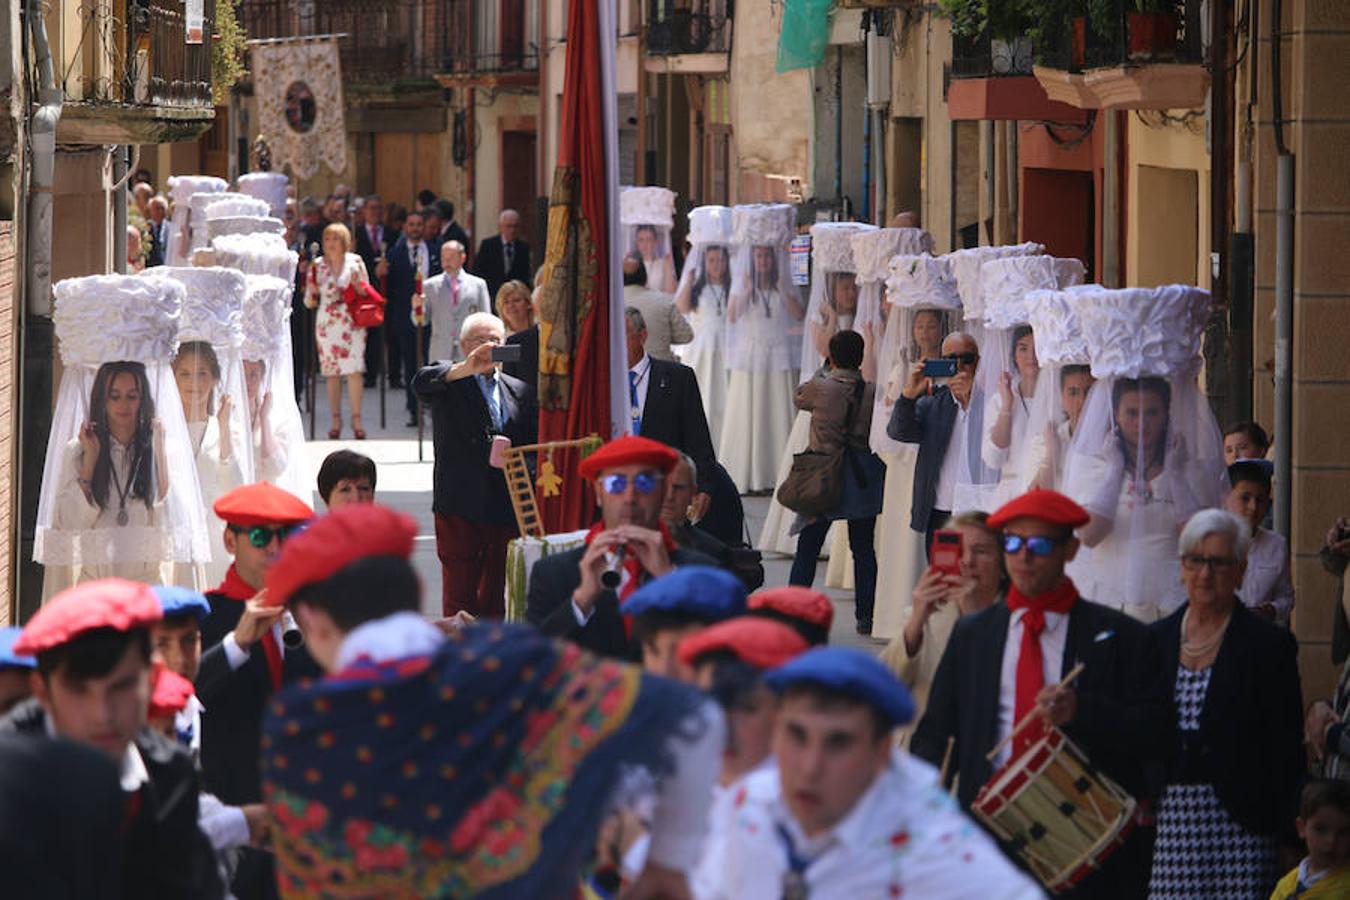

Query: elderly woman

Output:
[1147, 508, 1304, 899]
[879, 510, 1005, 741]
[304, 222, 371, 439]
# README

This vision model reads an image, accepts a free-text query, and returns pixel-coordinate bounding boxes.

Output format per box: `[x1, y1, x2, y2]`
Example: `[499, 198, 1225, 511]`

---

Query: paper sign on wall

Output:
[186, 0, 204, 44]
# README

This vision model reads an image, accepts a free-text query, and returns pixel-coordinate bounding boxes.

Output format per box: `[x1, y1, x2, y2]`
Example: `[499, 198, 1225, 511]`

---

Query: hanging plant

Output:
[938, 0, 1039, 41]
[212, 0, 248, 106]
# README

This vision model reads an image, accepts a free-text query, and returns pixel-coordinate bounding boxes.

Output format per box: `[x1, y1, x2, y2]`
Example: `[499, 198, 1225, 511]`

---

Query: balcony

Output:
[435, 0, 540, 87]
[1033, 0, 1208, 110]
[644, 0, 731, 74]
[946, 31, 1087, 123]
[48, 0, 217, 144]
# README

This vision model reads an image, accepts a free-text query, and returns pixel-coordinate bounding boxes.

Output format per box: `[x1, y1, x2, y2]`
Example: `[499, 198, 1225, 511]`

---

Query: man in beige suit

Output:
[621, 252, 692, 362]
[422, 240, 492, 364]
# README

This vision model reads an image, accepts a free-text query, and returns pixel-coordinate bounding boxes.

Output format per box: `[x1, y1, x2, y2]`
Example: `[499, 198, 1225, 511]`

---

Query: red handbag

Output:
[342, 279, 386, 329]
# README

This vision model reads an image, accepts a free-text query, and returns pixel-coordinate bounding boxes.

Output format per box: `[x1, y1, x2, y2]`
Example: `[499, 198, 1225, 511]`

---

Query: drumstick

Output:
[938, 736, 955, 784]
[986, 662, 1086, 763]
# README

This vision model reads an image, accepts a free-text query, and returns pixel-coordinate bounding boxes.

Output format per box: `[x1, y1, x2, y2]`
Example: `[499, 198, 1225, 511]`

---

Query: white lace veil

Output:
[166, 175, 227, 267]
[870, 255, 962, 456]
[943, 242, 1045, 352]
[853, 227, 936, 382]
[36, 276, 211, 586]
[725, 204, 802, 372]
[242, 274, 312, 505]
[799, 222, 876, 383]
[236, 172, 290, 217]
[189, 192, 258, 252]
[620, 187, 678, 293]
[1022, 285, 1097, 492]
[1062, 285, 1225, 613]
[674, 205, 734, 316]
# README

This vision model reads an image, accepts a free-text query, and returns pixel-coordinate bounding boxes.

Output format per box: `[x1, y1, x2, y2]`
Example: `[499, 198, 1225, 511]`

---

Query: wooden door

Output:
[500, 130, 537, 239]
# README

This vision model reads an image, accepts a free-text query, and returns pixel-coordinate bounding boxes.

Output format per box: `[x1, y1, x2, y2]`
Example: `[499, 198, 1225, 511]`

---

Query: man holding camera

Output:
[196, 481, 320, 899]
[526, 436, 717, 659]
[413, 312, 537, 620]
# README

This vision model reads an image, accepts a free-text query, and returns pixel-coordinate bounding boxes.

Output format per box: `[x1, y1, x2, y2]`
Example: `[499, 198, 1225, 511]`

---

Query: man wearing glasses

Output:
[888, 332, 993, 557]
[196, 482, 320, 899]
[912, 488, 1173, 899]
[526, 436, 717, 659]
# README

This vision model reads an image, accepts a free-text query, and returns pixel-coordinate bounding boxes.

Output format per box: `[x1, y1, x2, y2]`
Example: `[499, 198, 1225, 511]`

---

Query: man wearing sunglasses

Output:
[526, 436, 718, 659]
[195, 481, 320, 899]
[912, 489, 1173, 899]
[888, 332, 993, 557]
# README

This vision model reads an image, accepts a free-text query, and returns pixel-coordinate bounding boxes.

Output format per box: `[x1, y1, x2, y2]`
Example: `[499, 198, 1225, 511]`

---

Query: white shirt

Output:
[629, 354, 652, 426]
[934, 400, 971, 512]
[711, 750, 1044, 900]
[334, 611, 444, 670]
[1240, 527, 1296, 624]
[996, 607, 1069, 767]
[221, 623, 286, 672]
[407, 240, 430, 278]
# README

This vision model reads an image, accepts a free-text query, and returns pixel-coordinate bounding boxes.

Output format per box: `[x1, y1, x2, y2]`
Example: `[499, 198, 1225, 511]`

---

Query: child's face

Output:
[1224, 431, 1265, 465]
[1299, 806, 1350, 872]
[1225, 479, 1272, 532]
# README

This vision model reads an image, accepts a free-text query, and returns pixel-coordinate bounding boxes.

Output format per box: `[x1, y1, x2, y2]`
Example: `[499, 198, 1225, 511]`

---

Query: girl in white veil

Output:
[166, 175, 226, 267]
[36, 276, 211, 599]
[1024, 285, 1098, 492]
[1063, 285, 1225, 622]
[718, 204, 804, 493]
[242, 274, 313, 505]
[673, 205, 734, 445]
[621, 187, 679, 294]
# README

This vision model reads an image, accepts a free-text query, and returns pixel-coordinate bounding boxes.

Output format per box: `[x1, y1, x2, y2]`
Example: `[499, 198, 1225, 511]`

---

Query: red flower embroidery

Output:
[890, 830, 910, 848]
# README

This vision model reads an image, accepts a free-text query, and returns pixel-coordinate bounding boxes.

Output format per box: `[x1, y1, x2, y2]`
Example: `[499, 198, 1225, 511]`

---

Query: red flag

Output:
[535, 0, 627, 533]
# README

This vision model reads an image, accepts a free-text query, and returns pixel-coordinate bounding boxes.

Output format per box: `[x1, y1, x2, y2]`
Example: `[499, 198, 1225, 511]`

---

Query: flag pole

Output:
[597, 0, 628, 440]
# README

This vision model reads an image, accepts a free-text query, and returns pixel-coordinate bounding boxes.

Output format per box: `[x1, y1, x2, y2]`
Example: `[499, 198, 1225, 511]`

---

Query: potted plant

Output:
[1027, 0, 1090, 71]
[940, 0, 1037, 74]
[1127, 0, 1181, 61]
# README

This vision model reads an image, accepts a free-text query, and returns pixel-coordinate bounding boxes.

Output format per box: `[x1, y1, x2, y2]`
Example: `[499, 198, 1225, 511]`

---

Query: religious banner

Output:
[536, 0, 626, 533]
[250, 38, 347, 180]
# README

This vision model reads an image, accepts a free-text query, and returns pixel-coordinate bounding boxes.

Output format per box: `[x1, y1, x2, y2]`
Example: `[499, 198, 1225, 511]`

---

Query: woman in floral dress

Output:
[305, 222, 371, 439]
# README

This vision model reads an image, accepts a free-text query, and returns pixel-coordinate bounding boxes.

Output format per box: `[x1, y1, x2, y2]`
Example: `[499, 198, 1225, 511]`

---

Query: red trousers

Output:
[434, 512, 516, 619]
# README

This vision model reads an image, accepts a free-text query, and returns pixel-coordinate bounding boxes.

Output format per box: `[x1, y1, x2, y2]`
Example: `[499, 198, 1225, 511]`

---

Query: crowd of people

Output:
[6, 172, 1350, 900]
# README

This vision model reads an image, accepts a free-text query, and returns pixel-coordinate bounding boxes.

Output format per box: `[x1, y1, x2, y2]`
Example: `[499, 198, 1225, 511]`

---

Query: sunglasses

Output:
[231, 524, 302, 548]
[943, 352, 979, 365]
[1002, 533, 1067, 557]
[600, 473, 663, 496]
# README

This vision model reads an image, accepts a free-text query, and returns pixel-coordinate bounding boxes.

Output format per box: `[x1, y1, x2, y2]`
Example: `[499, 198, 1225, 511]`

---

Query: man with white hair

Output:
[144, 194, 175, 268]
[422, 239, 491, 364]
[413, 312, 537, 619]
[473, 208, 533, 299]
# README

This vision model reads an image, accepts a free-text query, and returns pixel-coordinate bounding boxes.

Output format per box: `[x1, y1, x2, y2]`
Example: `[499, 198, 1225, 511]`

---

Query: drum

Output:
[972, 727, 1136, 894]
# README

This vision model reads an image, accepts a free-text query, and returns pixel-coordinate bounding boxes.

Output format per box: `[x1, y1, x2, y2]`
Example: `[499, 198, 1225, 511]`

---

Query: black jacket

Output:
[412, 364, 538, 526]
[525, 546, 718, 659]
[196, 590, 321, 806]
[504, 323, 539, 393]
[385, 235, 443, 315]
[473, 234, 533, 300]
[1152, 603, 1304, 847]
[887, 388, 990, 529]
[352, 222, 392, 280]
[0, 700, 224, 899]
[672, 522, 764, 592]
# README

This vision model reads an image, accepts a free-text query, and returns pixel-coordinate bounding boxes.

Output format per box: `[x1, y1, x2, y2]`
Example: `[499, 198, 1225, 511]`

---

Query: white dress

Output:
[871, 445, 928, 639]
[685, 284, 730, 447]
[172, 416, 247, 589]
[981, 386, 1036, 507]
[719, 288, 798, 493]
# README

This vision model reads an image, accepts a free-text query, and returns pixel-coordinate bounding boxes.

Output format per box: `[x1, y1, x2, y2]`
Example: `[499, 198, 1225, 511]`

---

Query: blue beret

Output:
[622, 566, 747, 623]
[151, 585, 211, 624]
[0, 626, 35, 670]
[765, 647, 916, 726]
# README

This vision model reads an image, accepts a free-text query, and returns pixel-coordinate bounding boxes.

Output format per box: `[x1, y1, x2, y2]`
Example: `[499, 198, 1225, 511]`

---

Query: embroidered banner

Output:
[250, 39, 347, 180]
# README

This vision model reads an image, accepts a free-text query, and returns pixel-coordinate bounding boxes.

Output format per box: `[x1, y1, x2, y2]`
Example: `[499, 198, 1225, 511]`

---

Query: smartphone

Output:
[931, 528, 963, 577]
[490, 344, 522, 363]
[922, 358, 959, 379]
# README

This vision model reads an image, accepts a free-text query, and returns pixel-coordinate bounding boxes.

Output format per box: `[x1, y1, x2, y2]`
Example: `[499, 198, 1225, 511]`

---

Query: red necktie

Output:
[261, 630, 284, 692]
[1006, 577, 1079, 757]
[215, 566, 284, 691]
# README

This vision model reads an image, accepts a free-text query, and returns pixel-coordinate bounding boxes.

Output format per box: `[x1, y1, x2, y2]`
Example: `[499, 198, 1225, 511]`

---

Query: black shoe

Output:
[363, 377, 376, 388]
[405, 416, 418, 427]
[855, 621, 872, 636]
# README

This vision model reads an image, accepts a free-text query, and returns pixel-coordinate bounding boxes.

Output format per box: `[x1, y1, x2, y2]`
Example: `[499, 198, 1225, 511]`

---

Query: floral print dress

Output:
[311, 252, 369, 377]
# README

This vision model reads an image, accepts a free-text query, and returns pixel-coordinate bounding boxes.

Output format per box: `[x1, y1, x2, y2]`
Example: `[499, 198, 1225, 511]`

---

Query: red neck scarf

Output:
[1005, 577, 1079, 757]
[584, 522, 678, 636]
[213, 565, 283, 691]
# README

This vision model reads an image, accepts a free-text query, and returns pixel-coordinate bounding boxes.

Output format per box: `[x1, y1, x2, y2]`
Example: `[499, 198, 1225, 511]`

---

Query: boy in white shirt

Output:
[1225, 458, 1295, 625]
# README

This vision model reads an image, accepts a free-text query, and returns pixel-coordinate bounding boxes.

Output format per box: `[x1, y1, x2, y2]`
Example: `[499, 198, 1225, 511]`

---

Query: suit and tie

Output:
[622, 284, 694, 362]
[423, 267, 492, 363]
[413, 360, 537, 618]
[386, 235, 442, 414]
[473, 234, 532, 300]
[503, 322, 539, 392]
[144, 217, 175, 268]
[911, 595, 1173, 898]
[354, 222, 392, 381]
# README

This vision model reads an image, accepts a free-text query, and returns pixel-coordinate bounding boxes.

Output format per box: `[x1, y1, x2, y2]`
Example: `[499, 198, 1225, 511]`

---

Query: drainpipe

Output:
[1101, 111, 1120, 287]
[1271, 0, 1293, 541]
[834, 45, 843, 210]
[18, 0, 63, 616]
[861, 102, 871, 222]
[113, 146, 128, 273]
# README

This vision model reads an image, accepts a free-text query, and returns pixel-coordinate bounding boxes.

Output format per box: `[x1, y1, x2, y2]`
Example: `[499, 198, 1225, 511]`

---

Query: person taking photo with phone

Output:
[412, 312, 537, 619]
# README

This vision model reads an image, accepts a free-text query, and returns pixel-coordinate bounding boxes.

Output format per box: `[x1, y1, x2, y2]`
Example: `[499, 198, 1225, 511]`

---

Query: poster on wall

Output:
[186, 0, 204, 43]
[250, 38, 348, 179]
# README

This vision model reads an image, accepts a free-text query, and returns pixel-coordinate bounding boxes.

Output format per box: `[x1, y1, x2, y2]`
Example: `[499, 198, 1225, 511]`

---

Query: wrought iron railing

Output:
[646, 0, 732, 56]
[950, 30, 1034, 79]
[443, 0, 540, 75]
[1035, 0, 1204, 73]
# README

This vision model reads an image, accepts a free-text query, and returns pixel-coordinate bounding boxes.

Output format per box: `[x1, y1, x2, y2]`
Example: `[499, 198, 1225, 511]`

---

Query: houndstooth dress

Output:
[1147, 665, 1279, 899]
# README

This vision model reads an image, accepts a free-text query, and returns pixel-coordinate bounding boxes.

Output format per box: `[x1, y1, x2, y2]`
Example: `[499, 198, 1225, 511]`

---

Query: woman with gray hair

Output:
[1147, 508, 1304, 898]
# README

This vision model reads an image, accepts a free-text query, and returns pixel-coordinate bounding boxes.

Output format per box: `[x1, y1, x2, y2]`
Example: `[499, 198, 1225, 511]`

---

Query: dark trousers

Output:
[385, 304, 408, 387]
[290, 297, 309, 405]
[789, 517, 878, 627]
[923, 508, 951, 562]
[363, 324, 385, 384]
[434, 512, 516, 619]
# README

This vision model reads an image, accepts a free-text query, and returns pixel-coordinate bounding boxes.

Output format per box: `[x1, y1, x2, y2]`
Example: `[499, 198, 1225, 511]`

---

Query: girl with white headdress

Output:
[621, 187, 679, 294]
[757, 221, 874, 553]
[718, 204, 805, 493]
[36, 275, 211, 599]
[150, 267, 254, 588]
[1063, 285, 1226, 622]
[166, 175, 227, 266]
[674, 205, 735, 445]
[1024, 286, 1098, 492]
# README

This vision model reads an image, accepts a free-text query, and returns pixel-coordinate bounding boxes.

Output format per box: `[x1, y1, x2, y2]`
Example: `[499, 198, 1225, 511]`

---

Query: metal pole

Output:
[861, 101, 872, 222]
[834, 45, 843, 208]
[1273, 153, 1294, 540]
[1102, 111, 1120, 287]
[113, 147, 128, 273]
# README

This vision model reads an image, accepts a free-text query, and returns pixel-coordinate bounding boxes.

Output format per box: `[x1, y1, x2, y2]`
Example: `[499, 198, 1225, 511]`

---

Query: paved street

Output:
[302, 378, 883, 650]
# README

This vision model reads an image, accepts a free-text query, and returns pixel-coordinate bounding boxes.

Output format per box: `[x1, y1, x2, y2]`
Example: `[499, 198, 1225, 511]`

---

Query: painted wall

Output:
[1126, 112, 1211, 289]
[471, 90, 542, 246]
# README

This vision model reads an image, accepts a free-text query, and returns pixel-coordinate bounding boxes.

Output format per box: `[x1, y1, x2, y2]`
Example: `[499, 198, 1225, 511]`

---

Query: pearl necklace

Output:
[1180, 607, 1230, 661]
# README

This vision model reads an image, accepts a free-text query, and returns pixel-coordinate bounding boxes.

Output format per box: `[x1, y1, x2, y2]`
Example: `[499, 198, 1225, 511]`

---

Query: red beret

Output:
[677, 617, 809, 671]
[148, 663, 195, 719]
[213, 482, 315, 528]
[14, 579, 163, 656]
[263, 503, 417, 607]
[748, 586, 835, 630]
[577, 436, 680, 481]
[986, 489, 1090, 530]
